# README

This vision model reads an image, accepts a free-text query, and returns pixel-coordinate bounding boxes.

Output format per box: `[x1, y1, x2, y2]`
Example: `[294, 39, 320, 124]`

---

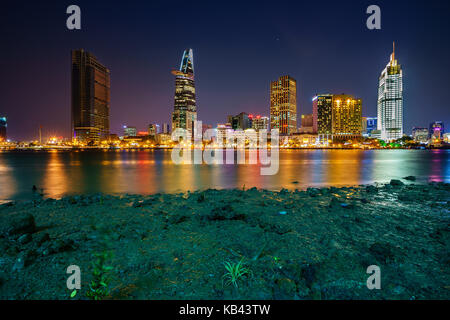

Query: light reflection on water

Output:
[0, 149, 449, 200]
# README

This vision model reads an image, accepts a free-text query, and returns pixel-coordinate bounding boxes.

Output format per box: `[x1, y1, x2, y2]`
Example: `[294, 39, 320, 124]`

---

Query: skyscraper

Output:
[0, 117, 7, 141]
[377, 42, 403, 141]
[366, 117, 378, 136]
[71, 49, 111, 143]
[162, 123, 170, 134]
[172, 49, 197, 139]
[429, 121, 445, 140]
[270, 75, 297, 135]
[331, 95, 362, 139]
[313, 94, 362, 140]
[312, 94, 333, 134]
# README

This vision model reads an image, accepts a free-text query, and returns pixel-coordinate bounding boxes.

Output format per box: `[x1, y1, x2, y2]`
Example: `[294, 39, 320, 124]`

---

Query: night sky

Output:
[1, 0, 449, 141]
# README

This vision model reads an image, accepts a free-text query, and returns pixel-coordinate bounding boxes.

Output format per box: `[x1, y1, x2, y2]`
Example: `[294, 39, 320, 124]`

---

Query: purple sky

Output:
[0, 0, 449, 141]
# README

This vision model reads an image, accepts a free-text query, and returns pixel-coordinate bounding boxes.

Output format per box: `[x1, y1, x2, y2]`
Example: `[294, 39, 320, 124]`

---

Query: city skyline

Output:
[0, 1, 449, 141]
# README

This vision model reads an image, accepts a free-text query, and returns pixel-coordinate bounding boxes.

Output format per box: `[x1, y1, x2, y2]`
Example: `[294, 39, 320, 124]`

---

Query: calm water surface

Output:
[0, 149, 449, 200]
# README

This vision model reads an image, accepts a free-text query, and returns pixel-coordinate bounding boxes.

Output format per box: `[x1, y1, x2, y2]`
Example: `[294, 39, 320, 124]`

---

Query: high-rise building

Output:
[412, 127, 429, 143]
[362, 117, 368, 135]
[71, 49, 111, 143]
[366, 117, 378, 136]
[123, 126, 137, 137]
[331, 95, 362, 139]
[312, 94, 333, 134]
[429, 121, 445, 140]
[172, 49, 197, 140]
[313, 94, 362, 139]
[227, 112, 251, 130]
[377, 42, 403, 141]
[270, 75, 297, 135]
[148, 123, 160, 137]
[251, 115, 269, 131]
[0, 117, 7, 141]
[162, 123, 170, 134]
[299, 114, 314, 133]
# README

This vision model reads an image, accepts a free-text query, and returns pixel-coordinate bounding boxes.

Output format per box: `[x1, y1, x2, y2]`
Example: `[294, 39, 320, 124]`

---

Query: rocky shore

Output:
[0, 180, 449, 300]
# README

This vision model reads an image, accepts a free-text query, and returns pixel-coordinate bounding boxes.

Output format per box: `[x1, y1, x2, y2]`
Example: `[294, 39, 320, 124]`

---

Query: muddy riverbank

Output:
[0, 180, 449, 300]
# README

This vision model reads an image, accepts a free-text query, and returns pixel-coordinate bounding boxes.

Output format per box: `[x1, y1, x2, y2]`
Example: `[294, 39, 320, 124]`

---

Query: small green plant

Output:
[222, 258, 252, 288]
[70, 289, 77, 299]
[86, 250, 113, 300]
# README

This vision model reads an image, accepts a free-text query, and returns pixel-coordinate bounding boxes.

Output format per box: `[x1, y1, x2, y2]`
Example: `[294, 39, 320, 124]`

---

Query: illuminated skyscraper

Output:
[172, 49, 197, 139]
[313, 94, 362, 139]
[377, 42, 403, 141]
[312, 94, 333, 134]
[429, 121, 445, 140]
[71, 49, 111, 143]
[331, 95, 362, 139]
[162, 123, 170, 134]
[0, 117, 7, 141]
[270, 75, 297, 135]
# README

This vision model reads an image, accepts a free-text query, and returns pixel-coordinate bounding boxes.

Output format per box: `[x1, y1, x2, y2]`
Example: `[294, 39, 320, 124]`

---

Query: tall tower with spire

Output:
[377, 42, 403, 141]
[171, 49, 197, 139]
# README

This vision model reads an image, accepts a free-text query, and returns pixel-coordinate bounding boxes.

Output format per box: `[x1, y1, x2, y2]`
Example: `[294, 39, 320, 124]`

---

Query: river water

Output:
[0, 149, 449, 200]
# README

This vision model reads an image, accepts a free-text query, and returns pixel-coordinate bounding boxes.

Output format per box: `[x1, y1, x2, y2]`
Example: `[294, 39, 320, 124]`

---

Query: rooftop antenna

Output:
[392, 41, 395, 61]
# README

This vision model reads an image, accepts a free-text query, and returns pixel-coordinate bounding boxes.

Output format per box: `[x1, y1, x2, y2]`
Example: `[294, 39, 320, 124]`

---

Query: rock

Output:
[0, 201, 15, 208]
[49, 239, 75, 254]
[197, 193, 205, 203]
[403, 176, 416, 181]
[206, 205, 246, 221]
[329, 197, 346, 209]
[301, 264, 318, 289]
[274, 278, 297, 299]
[369, 243, 394, 263]
[307, 188, 320, 197]
[0, 212, 36, 238]
[390, 179, 404, 187]
[35, 232, 50, 245]
[43, 198, 56, 204]
[17, 233, 32, 245]
[168, 213, 190, 224]
[340, 203, 354, 209]
[12, 250, 35, 271]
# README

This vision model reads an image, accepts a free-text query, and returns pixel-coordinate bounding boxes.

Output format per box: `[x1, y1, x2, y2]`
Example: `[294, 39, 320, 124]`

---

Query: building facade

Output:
[312, 94, 333, 135]
[251, 116, 269, 131]
[172, 49, 197, 140]
[299, 114, 314, 133]
[227, 112, 251, 130]
[377, 43, 403, 141]
[429, 121, 445, 140]
[148, 123, 160, 137]
[412, 127, 429, 143]
[331, 95, 363, 139]
[71, 49, 111, 143]
[313, 94, 362, 140]
[123, 126, 137, 137]
[162, 123, 170, 134]
[270, 75, 297, 135]
[0, 117, 6, 141]
[366, 117, 378, 136]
